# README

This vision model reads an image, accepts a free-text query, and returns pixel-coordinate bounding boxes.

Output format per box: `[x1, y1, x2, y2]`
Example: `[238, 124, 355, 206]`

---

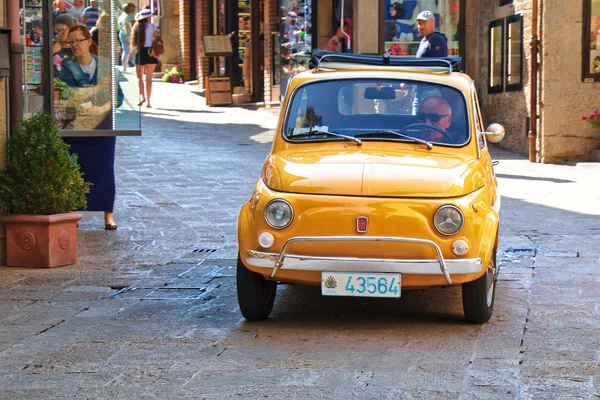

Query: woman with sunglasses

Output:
[58, 25, 119, 230]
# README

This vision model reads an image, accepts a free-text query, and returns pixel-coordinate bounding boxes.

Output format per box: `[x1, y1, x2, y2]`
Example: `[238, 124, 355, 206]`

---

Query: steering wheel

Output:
[400, 123, 453, 143]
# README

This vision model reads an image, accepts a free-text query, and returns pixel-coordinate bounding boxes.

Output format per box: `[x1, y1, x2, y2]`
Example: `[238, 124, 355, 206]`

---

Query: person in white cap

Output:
[415, 10, 447, 58]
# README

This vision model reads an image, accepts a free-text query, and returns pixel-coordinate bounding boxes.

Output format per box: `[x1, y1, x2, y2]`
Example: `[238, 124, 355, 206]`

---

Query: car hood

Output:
[262, 148, 486, 198]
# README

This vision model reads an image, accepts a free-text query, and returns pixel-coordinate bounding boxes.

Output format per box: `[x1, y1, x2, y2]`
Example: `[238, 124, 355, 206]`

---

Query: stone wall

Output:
[355, 0, 379, 54]
[263, 0, 278, 103]
[178, 0, 192, 82]
[539, 0, 600, 162]
[467, 0, 533, 159]
[317, 0, 332, 50]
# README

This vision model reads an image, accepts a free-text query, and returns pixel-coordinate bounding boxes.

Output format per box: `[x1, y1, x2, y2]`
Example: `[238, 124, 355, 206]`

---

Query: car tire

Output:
[236, 255, 277, 321]
[462, 245, 497, 323]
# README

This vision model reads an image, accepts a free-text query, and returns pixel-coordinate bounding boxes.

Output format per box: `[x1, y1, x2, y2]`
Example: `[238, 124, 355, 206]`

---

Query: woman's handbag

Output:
[149, 35, 164, 58]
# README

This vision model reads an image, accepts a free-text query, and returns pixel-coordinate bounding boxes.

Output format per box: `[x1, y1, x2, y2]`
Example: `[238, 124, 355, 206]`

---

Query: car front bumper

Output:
[244, 236, 483, 286]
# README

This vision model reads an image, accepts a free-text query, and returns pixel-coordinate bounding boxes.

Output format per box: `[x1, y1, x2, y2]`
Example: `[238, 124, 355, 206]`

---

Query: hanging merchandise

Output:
[280, 0, 313, 97]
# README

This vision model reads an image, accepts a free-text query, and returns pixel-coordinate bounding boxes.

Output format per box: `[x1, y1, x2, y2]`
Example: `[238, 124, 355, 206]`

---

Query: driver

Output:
[417, 96, 453, 142]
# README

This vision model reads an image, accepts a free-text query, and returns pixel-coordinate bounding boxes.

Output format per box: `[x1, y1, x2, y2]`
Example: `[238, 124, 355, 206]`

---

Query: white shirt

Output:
[67, 6, 83, 20]
[143, 23, 156, 47]
[80, 58, 97, 82]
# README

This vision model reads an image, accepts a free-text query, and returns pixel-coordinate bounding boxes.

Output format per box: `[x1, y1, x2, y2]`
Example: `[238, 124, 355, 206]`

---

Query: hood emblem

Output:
[356, 216, 368, 233]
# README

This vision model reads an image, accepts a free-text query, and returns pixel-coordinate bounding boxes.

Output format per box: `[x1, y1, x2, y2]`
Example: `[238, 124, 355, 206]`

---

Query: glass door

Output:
[237, 0, 252, 93]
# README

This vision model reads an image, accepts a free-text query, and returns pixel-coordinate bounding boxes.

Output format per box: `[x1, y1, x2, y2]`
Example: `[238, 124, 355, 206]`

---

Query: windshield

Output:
[284, 79, 470, 146]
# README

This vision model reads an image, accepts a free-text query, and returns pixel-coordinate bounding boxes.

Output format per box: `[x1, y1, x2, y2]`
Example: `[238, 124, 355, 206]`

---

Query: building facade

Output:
[179, 0, 600, 162]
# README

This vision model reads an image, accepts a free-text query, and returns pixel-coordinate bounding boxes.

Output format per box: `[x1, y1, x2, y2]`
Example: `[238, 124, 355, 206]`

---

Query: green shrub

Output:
[0, 112, 90, 215]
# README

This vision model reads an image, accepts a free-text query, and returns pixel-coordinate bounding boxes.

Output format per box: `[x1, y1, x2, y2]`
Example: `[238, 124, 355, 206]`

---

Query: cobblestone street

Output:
[0, 81, 599, 399]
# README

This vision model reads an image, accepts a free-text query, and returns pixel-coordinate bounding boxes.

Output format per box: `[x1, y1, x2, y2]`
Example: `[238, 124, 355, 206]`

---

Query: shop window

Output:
[22, 0, 142, 134]
[583, 0, 600, 82]
[383, 0, 461, 57]
[488, 15, 523, 93]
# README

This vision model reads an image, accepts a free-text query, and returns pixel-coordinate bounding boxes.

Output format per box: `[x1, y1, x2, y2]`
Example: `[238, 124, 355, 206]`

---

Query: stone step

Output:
[153, 63, 177, 79]
[592, 149, 600, 162]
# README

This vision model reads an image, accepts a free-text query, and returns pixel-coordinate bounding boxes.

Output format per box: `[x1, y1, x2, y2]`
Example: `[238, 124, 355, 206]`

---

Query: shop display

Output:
[21, 1, 45, 115]
[237, 0, 252, 92]
[25, 46, 42, 84]
[383, 0, 460, 56]
[280, 0, 313, 96]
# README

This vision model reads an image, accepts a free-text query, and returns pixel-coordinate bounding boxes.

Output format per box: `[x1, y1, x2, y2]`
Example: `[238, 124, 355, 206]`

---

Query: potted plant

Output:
[53, 77, 74, 104]
[0, 112, 89, 267]
[582, 109, 600, 129]
[162, 65, 185, 83]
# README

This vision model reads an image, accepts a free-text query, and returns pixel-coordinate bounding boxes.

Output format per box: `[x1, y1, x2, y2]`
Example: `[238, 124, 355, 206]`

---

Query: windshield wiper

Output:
[355, 130, 432, 149]
[293, 129, 362, 146]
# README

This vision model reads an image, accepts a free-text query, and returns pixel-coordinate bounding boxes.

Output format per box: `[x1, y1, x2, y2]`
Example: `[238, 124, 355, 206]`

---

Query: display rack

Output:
[21, 2, 45, 116]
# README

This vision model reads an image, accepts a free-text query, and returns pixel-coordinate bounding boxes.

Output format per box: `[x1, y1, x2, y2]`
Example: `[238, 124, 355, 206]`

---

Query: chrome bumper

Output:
[245, 236, 483, 285]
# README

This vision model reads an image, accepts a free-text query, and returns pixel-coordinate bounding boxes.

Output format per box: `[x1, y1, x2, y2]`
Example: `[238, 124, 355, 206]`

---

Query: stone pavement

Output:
[0, 80, 599, 399]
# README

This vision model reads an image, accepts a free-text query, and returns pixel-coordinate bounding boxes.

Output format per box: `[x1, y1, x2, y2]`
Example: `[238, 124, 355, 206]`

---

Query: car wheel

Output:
[236, 255, 277, 321]
[462, 246, 497, 323]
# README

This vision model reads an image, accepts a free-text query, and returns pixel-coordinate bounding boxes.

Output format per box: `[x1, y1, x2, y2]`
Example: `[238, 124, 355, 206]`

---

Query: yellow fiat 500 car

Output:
[237, 51, 504, 323]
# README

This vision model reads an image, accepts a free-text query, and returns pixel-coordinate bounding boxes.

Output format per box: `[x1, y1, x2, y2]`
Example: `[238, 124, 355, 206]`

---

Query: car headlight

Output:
[264, 200, 293, 229]
[433, 205, 464, 236]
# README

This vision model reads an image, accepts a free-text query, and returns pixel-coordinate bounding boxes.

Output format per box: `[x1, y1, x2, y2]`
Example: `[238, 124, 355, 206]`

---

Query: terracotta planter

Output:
[2, 213, 83, 268]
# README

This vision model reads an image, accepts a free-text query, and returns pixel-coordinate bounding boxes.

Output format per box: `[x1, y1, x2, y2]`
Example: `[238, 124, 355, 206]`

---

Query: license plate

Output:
[321, 272, 401, 298]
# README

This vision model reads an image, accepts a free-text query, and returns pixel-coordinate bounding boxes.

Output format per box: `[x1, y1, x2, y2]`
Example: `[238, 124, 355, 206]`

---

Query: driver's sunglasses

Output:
[417, 112, 451, 122]
[66, 38, 89, 47]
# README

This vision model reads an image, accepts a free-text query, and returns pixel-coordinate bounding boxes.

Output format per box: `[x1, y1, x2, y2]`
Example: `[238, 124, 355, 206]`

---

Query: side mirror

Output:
[483, 123, 505, 143]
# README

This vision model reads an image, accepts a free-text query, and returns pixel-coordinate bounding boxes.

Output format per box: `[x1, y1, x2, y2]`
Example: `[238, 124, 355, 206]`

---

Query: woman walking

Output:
[118, 3, 136, 72]
[130, 8, 158, 108]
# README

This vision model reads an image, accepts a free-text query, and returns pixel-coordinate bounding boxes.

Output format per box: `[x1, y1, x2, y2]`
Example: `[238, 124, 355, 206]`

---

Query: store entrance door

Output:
[224, 0, 264, 103]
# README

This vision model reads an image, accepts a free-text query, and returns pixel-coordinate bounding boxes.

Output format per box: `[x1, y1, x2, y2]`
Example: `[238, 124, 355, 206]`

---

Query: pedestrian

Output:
[59, 25, 118, 230]
[130, 8, 158, 108]
[83, 0, 100, 30]
[324, 21, 350, 53]
[118, 3, 136, 72]
[67, 0, 85, 25]
[412, 10, 447, 114]
[51, 0, 68, 26]
[415, 10, 447, 58]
